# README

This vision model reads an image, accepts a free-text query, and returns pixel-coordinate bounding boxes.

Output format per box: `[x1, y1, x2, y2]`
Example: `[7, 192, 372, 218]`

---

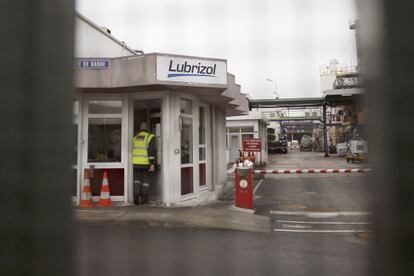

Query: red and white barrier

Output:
[254, 168, 371, 174]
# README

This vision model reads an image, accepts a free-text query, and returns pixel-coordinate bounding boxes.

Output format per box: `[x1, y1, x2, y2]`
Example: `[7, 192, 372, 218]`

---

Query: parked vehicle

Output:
[300, 135, 313, 152]
[290, 140, 299, 150]
[267, 127, 288, 154]
[269, 140, 288, 154]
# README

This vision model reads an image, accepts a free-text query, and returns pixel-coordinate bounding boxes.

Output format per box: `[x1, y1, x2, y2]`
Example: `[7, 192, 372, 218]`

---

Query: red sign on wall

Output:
[243, 138, 261, 152]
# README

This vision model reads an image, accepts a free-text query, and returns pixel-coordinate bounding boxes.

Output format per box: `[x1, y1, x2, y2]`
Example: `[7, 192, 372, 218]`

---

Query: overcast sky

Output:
[76, 0, 358, 99]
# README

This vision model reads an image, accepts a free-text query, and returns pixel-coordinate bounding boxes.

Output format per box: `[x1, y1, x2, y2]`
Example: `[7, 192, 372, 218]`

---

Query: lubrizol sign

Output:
[156, 55, 227, 85]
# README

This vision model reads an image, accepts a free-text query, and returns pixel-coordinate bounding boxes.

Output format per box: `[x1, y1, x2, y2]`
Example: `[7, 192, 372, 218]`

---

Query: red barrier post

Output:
[235, 167, 254, 209]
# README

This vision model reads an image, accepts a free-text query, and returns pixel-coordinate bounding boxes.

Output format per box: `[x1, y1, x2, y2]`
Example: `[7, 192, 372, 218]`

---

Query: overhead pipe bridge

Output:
[248, 93, 364, 157]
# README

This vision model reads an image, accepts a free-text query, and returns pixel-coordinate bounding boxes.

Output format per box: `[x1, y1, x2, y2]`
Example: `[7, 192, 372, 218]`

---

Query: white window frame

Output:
[73, 98, 82, 205]
[226, 122, 259, 164]
[198, 103, 212, 191]
[81, 94, 128, 202]
[179, 95, 198, 200]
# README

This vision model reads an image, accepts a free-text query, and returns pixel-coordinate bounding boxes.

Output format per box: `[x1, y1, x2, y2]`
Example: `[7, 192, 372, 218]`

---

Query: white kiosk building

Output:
[73, 12, 249, 206]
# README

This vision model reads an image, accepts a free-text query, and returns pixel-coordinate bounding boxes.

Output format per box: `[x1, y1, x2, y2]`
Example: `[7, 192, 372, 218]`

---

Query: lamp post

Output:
[267, 78, 278, 99]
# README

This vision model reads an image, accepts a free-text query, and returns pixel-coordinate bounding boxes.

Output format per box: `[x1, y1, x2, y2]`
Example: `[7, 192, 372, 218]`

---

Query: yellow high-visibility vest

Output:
[132, 131, 154, 165]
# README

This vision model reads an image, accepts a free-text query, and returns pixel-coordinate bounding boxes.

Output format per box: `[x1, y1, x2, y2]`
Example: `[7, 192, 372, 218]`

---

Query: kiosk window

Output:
[180, 117, 193, 164]
[241, 126, 254, 132]
[88, 118, 122, 163]
[180, 99, 192, 115]
[88, 100, 122, 114]
[199, 105, 207, 187]
[199, 148, 206, 161]
[242, 134, 254, 142]
[228, 127, 240, 133]
[180, 98, 194, 195]
[199, 106, 206, 144]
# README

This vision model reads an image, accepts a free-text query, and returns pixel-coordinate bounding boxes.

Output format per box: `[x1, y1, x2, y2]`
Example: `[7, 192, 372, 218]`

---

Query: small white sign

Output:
[239, 179, 248, 188]
[156, 55, 227, 85]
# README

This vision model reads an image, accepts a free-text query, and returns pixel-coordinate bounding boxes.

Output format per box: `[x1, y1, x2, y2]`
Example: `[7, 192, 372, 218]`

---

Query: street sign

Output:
[243, 138, 261, 152]
[74, 58, 111, 69]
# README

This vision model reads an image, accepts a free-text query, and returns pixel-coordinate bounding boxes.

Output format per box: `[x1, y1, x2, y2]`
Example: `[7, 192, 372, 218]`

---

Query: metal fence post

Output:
[358, 0, 414, 274]
[0, 1, 74, 275]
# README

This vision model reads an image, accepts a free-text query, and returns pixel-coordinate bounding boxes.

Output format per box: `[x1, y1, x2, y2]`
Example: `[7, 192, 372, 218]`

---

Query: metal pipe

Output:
[323, 103, 329, 157]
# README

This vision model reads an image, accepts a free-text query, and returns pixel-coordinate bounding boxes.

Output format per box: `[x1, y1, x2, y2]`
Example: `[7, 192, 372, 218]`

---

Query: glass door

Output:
[180, 98, 195, 196]
[83, 99, 126, 201]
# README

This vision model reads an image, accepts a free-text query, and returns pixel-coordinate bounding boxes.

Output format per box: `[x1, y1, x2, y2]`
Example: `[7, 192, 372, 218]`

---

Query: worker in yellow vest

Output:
[132, 122, 156, 205]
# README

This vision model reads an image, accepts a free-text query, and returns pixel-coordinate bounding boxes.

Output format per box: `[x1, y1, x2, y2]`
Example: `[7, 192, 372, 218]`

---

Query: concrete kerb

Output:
[73, 204, 270, 233]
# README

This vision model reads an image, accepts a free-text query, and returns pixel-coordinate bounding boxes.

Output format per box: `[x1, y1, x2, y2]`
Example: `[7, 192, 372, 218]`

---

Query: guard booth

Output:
[73, 53, 249, 206]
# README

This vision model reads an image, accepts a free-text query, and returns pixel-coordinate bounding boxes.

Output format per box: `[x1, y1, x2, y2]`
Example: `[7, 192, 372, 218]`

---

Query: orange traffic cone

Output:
[97, 170, 112, 207]
[80, 171, 93, 208]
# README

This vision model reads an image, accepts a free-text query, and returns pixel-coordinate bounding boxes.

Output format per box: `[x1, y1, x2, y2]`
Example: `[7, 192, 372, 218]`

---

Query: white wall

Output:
[212, 108, 228, 196]
[75, 15, 136, 58]
[216, 108, 228, 186]
[167, 92, 182, 205]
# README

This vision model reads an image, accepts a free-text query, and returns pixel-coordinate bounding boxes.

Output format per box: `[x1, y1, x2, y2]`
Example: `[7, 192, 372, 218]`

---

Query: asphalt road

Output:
[75, 151, 371, 276]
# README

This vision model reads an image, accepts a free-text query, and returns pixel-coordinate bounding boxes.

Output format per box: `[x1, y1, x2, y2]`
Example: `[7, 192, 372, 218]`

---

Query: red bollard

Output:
[235, 167, 253, 209]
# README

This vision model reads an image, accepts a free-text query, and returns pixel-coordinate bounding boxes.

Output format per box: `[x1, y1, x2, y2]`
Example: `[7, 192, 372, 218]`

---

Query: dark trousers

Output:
[133, 166, 151, 203]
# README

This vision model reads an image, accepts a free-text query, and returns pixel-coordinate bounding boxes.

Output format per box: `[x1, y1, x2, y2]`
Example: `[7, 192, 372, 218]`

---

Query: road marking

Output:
[282, 224, 311, 229]
[276, 220, 371, 225]
[273, 229, 371, 233]
[270, 210, 371, 218]
[253, 179, 264, 195]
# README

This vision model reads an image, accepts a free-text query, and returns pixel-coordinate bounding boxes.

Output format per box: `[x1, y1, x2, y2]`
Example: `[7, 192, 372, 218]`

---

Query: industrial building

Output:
[320, 58, 366, 156]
